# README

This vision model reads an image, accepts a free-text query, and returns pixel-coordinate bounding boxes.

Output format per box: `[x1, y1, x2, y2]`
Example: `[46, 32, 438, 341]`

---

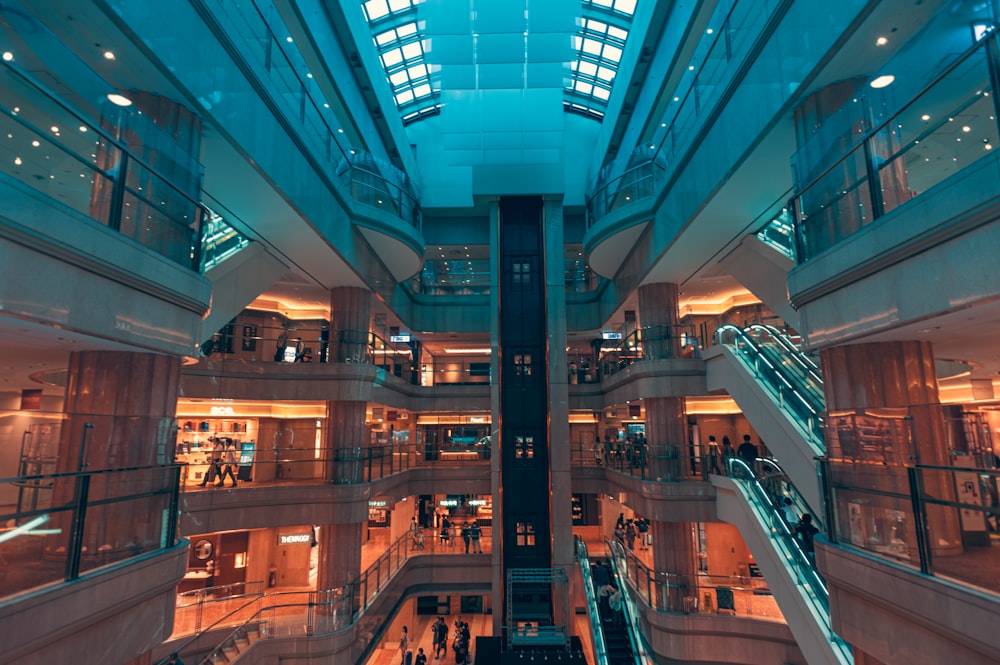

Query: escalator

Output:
[706, 324, 826, 514]
[575, 537, 649, 665]
[713, 458, 853, 665]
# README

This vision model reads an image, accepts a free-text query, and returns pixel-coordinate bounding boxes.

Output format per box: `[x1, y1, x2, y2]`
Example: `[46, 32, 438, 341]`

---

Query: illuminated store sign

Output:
[467, 499, 488, 506]
[369, 499, 389, 508]
[601, 331, 623, 340]
[210, 406, 237, 416]
[439, 499, 460, 507]
[279, 533, 312, 545]
[390, 334, 411, 343]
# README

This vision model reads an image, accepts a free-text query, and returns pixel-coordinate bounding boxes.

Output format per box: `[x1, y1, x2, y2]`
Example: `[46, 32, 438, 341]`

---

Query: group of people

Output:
[613, 512, 650, 551]
[399, 616, 471, 665]
[593, 562, 623, 626]
[704, 434, 758, 476]
[593, 433, 648, 468]
[410, 517, 484, 553]
[197, 437, 239, 488]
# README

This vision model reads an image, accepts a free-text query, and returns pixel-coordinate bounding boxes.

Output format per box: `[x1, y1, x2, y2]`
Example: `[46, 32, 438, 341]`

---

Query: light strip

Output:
[443, 348, 492, 354]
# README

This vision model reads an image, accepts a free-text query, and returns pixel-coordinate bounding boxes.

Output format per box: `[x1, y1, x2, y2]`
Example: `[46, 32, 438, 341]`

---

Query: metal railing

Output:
[194, 0, 421, 229]
[792, 30, 1000, 261]
[820, 458, 1000, 596]
[715, 324, 825, 446]
[0, 54, 206, 270]
[0, 464, 182, 601]
[605, 535, 785, 621]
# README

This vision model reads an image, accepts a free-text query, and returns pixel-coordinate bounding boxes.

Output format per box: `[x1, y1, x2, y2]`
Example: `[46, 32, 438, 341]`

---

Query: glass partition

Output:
[0, 464, 182, 601]
[821, 459, 1000, 596]
[794, 34, 999, 261]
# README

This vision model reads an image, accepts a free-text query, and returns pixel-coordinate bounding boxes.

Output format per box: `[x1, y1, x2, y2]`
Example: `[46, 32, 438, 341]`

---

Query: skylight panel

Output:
[567, 0, 636, 119]
[361, 0, 440, 123]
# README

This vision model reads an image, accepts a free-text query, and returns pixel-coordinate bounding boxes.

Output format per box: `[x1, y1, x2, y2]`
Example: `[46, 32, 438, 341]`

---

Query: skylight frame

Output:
[566, 0, 637, 119]
[361, 0, 440, 123]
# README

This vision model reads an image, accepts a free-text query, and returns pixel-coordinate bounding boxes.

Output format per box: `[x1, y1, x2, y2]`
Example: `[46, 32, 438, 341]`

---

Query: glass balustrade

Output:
[793, 32, 1000, 261]
[0, 464, 182, 602]
[715, 324, 825, 444]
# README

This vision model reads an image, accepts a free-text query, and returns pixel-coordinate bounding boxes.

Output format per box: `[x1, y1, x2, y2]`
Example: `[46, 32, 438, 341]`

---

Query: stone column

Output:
[637, 282, 680, 359]
[329, 287, 372, 363]
[651, 521, 698, 611]
[644, 396, 688, 480]
[316, 522, 363, 592]
[53, 351, 180, 559]
[325, 400, 368, 483]
[821, 341, 961, 557]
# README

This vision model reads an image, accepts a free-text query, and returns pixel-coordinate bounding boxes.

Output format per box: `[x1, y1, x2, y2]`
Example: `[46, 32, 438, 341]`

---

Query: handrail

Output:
[756, 457, 824, 532]
[714, 324, 825, 446]
[574, 536, 611, 665]
[155, 594, 263, 665]
[605, 539, 653, 665]
[793, 30, 996, 217]
[727, 458, 830, 602]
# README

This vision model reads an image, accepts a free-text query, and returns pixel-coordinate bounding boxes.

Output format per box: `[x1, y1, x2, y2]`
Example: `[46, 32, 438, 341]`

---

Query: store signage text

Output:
[210, 406, 237, 416]
[279, 533, 312, 545]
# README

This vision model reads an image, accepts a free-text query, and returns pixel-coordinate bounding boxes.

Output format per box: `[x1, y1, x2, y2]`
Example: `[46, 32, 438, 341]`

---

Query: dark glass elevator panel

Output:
[498, 196, 552, 625]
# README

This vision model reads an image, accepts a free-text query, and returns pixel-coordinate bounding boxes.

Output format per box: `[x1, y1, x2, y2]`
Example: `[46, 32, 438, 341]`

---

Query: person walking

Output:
[217, 440, 238, 487]
[721, 436, 736, 475]
[199, 438, 225, 488]
[414, 648, 427, 665]
[624, 519, 637, 550]
[470, 521, 482, 553]
[461, 523, 472, 553]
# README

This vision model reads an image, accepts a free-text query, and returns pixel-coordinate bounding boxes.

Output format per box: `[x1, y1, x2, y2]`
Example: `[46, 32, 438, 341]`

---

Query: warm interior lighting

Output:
[443, 348, 492, 354]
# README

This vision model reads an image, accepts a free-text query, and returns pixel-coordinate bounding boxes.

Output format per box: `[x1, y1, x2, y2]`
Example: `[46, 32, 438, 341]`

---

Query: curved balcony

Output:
[582, 155, 665, 277]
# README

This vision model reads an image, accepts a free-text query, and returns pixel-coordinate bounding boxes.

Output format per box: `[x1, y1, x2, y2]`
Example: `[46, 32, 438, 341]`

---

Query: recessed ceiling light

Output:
[921, 114, 930, 121]
[103, 50, 115, 60]
[2, 51, 13, 62]
[870, 74, 895, 89]
[107, 93, 133, 106]
[876, 36, 888, 46]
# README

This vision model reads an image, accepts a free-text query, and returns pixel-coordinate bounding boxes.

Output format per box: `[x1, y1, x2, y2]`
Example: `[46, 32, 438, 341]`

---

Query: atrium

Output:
[0, 1, 999, 664]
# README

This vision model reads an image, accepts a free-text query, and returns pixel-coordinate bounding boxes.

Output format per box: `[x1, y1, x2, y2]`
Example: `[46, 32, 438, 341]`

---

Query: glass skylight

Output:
[361, 0, 440, 124]
[566, 0, 636, 119]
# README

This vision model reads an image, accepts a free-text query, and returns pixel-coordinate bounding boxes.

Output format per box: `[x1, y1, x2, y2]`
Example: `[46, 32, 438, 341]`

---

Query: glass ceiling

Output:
[360, 0, 636, 124]
[566, 0, 637, 119]
[361, 0, 440, 124]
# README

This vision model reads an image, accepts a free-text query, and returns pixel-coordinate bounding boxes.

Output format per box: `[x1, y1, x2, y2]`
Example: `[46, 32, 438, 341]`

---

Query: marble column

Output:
[644, 396, 689, 480]
[52, 350, 180, 559]
[325, 400, 368, 483]
[637, 282, 681, 359]
[821, 341, 961, 557]
[316, 522, 363, 592]
[329, 287, 372, 363]
[651, 520, 698, 611]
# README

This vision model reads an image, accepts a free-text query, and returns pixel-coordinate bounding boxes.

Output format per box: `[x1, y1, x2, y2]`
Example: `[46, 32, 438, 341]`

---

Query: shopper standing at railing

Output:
[721, 436, 736, 475]
[706, 435, 722, 474]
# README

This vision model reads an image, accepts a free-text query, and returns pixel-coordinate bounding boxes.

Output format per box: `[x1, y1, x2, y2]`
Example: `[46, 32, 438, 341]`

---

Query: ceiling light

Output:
[79, 126, 87, 132]
[962, 125, 971, 132]
[443, 348, 491, 354]
[103, 50, 115, 60]
[876, 36, 888, 46]
[13, 156, 21, 165]
[2, 52, 13, 62]
[107, 93, 133, 106]
[921, 114, 930, 121]
[706, 28, 713, 35]
[869, 74, 895, 89]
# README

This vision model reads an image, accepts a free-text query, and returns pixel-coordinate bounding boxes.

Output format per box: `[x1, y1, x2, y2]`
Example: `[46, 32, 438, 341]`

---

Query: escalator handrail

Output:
[574, 536, 612, 665]
[747, 325, 825, 406]
[756, 457, 824, 532]
[715, 324, 825, 441]
[727, 458, 830, 604]
[604, 539, 653, 665]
